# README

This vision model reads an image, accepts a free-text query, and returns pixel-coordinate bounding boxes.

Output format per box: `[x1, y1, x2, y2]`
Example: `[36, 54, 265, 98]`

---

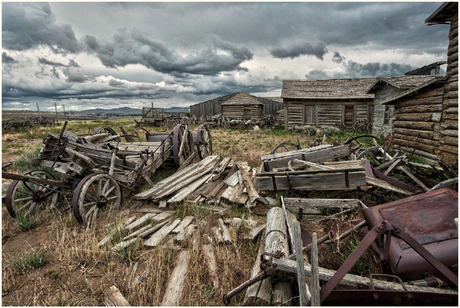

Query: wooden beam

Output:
[161, 250, 189, 306]
[104, 285, 130, 306]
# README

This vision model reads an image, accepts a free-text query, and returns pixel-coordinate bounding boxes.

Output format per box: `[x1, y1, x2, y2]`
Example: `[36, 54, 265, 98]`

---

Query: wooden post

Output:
[311, 232, 320, 306]
[161, 250, 189, 306]
[265, 207, 291, 305]
[293, 221, 310, 306]
[36, 102, 41, 118]
[55, 102, 59, 124]
[62, 105, 67, 120]
[243, 233, 272, 305]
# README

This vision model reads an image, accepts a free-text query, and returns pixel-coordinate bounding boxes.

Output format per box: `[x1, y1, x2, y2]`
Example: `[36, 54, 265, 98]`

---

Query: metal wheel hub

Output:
[97, 195, 108, 208]
[32, 190, 45, 202]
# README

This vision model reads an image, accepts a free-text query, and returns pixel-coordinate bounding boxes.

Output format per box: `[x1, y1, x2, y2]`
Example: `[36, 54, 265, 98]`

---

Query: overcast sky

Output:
[2, 2, 450, 112]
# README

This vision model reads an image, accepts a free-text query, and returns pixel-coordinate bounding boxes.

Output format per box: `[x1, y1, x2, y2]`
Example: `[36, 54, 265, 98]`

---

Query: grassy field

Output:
[2, 118, 381, 306]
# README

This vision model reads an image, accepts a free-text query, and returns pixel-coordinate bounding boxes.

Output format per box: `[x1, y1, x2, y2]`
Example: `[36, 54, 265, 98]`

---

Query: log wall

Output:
[284, 99, 372, 130]
[392, 84, 445, 160]
[221, 104, 263, 120]
[439, 12, 458, 163]
[372, 83, 405, 136]
[190, 95, 283, 117]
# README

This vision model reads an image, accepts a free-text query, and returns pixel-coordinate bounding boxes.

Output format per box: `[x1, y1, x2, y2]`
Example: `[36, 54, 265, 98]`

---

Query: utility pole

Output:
[62, 105, 67, 120]
[55, 102, 59, 124]
[36, 102, 41, 118]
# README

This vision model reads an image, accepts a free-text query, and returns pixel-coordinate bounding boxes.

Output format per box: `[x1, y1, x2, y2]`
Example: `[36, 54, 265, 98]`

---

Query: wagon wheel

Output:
[195, 124, 212, 159]
[6, 170, 60, 219]
[72, 173, 121, 225]
[381, 134, 393, 152]
[172, 124, 194, 168]
[334, 123, 346, 131]
[93, 126, 121, 142]
[353, 119, 370, 131]
[270, 139, 301, 154]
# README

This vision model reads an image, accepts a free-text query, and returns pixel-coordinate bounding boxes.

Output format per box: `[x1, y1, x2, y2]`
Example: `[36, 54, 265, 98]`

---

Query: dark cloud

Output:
[2, 52, 16, 64]
[64, 70, 90, 83]
[270, 40, 327, 60]
[2, 2, 82, 54]
[332, 51, 345, 64]
[84, 28, 253, 76]
[109, 79, 124, 86]
[38, 57, 67, 67]
[69, 59, 80, 67]
[305, 60, 414, 80]
[344, 61, 414, 78]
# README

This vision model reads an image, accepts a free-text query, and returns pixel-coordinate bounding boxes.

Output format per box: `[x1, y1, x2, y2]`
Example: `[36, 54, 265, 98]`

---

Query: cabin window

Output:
[383, 106, 391, 125]
[303, 105, 317, 125]
[243, 108, 251, 119]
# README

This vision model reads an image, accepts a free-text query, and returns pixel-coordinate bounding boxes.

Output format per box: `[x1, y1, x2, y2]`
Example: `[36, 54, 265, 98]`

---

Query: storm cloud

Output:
[2, 2, 82, 54]
[1, 2, 451, 111]
[84, 29, 253, 76]
[270, 39, 328, 60]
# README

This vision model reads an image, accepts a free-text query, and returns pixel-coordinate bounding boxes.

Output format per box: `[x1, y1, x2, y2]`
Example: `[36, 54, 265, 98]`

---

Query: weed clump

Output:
[12, 145, 42, 173]
[15, 213, 40, 231]
[7, 248, 48, 273]
[292, 125, 317, 135]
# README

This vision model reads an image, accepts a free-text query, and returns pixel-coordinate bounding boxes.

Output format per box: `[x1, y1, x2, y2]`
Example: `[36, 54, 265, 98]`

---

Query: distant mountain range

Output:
[78, 106, 189, 114]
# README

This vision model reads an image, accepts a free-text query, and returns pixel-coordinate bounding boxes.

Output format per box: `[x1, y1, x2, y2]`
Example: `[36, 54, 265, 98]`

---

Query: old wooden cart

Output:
[4, 122, 211, 225]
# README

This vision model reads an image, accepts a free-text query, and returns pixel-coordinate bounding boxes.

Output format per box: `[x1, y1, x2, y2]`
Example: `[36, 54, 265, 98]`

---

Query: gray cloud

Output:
[2, 52, 16, 64]
[270, 39, 327, 60]
[332, 51, 345, 64]
[2, 3, 82, 54]
[109, 79, 124, 86]
[38, 57, 68, 67]
[84, 29, 253, 76]
[305, 60, 415, 80]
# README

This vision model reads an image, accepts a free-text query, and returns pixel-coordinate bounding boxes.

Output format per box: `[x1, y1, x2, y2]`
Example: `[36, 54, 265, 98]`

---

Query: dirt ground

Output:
[1, 120, 383, 306]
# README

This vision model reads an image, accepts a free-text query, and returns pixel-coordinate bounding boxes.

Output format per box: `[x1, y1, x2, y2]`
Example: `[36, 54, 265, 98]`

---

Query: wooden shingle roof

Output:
[382, 76, 446, 105]
[221, 92, 264, 106]
[282, 78, 377, 100]
[367, 75, 437, 93]
[426, 2, 458, 25]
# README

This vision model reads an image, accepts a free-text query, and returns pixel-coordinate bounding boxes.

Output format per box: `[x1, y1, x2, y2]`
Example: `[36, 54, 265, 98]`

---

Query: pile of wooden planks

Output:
[135, 155, 266, 210]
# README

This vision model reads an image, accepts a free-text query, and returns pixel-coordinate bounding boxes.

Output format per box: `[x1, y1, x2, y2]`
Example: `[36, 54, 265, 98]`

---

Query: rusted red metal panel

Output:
[363, 188, 458, 282]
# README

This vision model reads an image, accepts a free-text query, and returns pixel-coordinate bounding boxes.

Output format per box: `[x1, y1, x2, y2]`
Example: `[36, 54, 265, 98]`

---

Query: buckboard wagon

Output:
[3, 122, 212, 226]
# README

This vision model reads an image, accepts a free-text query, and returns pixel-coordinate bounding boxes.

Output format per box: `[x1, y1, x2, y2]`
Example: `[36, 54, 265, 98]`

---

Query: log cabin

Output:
[426, 2, 458, 163]
[367, 76, 438, 136]
[381, 76, 446, 162]
[221, 92, 264, 120]
[281, 78, 377, 131]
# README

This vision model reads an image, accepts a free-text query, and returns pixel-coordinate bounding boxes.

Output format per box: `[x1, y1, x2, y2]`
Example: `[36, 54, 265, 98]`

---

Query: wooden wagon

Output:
[3, 122, 212, 226]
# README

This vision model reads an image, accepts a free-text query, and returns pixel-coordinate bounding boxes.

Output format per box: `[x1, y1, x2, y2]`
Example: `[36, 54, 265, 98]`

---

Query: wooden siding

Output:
[392, 84, 445, 161]
[372, 83, 406, 136]
[222, 105, 263, 119]
[284, 99, 371, 130]
[439, 11, 458, 163]
[190, 94, 283, 117]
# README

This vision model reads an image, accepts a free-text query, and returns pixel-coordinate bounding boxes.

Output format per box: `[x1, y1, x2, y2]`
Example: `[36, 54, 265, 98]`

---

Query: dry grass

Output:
[2, 118, 372, 306]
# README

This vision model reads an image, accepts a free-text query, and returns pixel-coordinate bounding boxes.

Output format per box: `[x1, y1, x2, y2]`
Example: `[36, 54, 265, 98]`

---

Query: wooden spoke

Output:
[72, 173, 121, 225]
[5, 170, 60, 219]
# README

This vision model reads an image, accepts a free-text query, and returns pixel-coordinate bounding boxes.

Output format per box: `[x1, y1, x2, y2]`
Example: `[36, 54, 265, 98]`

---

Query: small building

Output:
[221, 92, 264, 120]
[381, 76, 446, 162]
[426, 2, 458, 163]
[281, 78, 377, 130]
[189, 92, 283, 118]
[367, 76, 437, 136]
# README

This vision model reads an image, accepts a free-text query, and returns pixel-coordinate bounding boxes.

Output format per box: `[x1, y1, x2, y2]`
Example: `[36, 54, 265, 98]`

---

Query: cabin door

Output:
[344, 105, 355, 130]
[303, 105, 316, 125]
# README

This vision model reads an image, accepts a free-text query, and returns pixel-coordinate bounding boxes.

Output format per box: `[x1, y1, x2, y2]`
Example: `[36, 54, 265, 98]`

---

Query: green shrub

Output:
[7, 248, 48, 273]
[12, 145, 42, 173]
[15, 213, 40, 231]
[292, 125, 317, 135]
[319, 125, 340, 136]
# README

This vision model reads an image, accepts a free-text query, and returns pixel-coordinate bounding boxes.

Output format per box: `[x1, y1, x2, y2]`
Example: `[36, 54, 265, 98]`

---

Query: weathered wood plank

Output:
[202, 245, 219, 289]
[294, 221, 310, 306]
[124, 213, 157, 232]
[171, 216, 194, 234]
[144, 219, 181, 247]
[243, 224, 266, 241]
[283, 198, 361, 215]
[218, 218, 233, 244]
[161, 250, 189, 306]
[104, 285, 130, 306]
